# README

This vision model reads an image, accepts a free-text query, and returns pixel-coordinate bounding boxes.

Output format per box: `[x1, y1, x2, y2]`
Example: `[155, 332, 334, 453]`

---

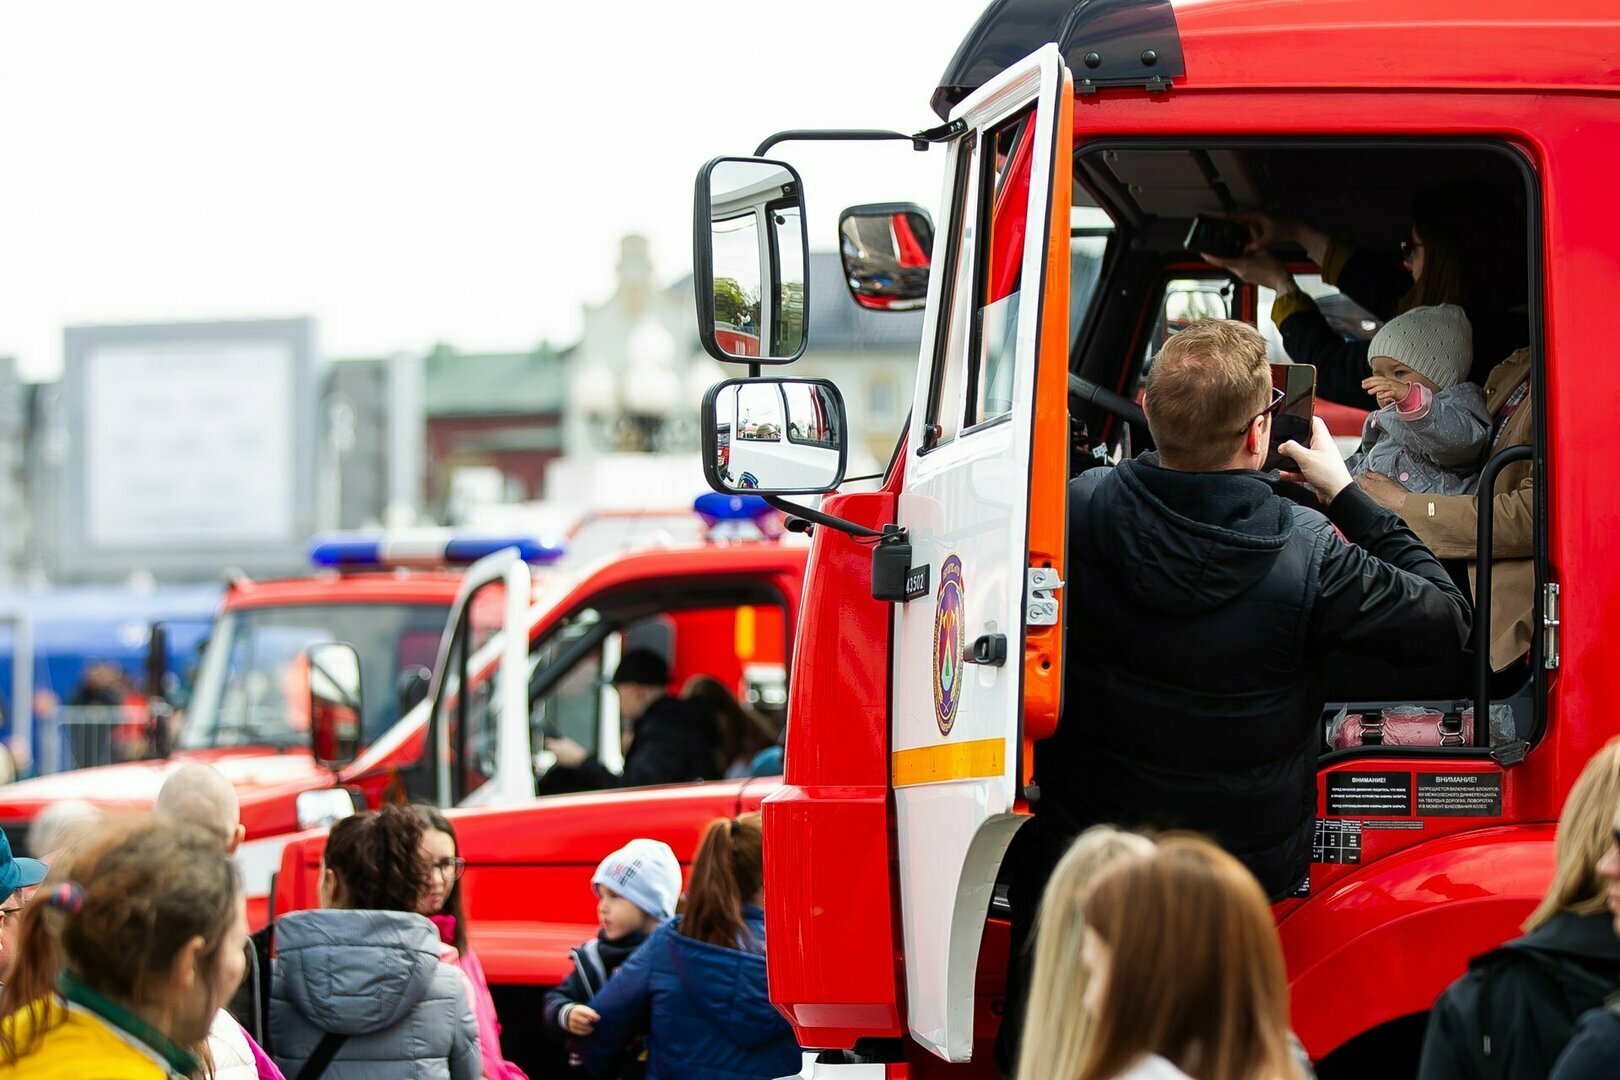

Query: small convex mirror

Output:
[838, 202, 935, 312]
[702, 377, 848, 495]
[694, 157, 809, 365]
[306, 641, 363, 770]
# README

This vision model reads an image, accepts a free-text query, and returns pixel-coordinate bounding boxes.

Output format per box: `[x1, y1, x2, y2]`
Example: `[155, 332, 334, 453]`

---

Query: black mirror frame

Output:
[837, 201, 936, 313]
[693, 156, 811, 367]
[701, 376, 849, 497]
[307, 640, 363, 771]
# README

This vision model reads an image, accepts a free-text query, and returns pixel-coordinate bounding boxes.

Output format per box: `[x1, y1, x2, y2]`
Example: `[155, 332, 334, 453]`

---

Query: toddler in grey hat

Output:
[1346, 303, 1490, 495]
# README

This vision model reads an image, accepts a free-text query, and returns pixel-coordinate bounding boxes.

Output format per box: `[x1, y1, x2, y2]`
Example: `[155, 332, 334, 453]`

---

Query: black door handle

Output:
[964, 633, 1007, 667]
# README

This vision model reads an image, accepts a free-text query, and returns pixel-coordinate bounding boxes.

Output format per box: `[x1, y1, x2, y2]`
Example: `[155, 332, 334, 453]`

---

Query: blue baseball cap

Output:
[0, 827, 45, 902]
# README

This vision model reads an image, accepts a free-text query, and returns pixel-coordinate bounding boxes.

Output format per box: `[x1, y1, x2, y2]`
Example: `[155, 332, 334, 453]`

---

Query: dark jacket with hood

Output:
[1035, 455, 1469, 897]
[269, 909, 480, 1080]
[581, 907, 800, 1080]
[575, 695, 721, 791]
[1420, 911, 1620, 1080]
[1549, 1000, 1620, 1080]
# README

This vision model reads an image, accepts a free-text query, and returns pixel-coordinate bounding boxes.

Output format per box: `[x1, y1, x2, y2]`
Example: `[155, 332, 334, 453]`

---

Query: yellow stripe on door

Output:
[891, 738, 1005, 788]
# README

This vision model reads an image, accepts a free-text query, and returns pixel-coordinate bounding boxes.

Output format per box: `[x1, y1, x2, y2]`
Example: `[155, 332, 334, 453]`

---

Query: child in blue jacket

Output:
[582, 813, 802, 1080]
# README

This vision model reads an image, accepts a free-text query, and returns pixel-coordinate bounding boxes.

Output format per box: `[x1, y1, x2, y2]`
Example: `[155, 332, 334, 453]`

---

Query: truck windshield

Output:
[179, 602, 451, 752]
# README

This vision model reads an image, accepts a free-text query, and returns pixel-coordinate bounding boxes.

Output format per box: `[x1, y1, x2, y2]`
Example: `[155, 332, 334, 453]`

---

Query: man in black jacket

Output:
[997, 319, 1470, 1075]
[545, 649, 720, 789]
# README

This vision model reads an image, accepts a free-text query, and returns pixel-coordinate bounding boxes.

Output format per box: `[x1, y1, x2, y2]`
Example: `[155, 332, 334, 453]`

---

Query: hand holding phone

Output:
[1279, 416, 1354, 503]
[1263, 363, 1316, 471]
[1184, 215, 1249, 259]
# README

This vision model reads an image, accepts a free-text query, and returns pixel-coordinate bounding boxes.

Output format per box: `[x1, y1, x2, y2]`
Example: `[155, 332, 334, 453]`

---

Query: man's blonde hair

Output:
[1144, 320, 1272, 471]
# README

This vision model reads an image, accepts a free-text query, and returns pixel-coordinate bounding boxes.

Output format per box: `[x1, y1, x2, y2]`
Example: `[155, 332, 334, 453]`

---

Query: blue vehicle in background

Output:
[0, 584, 219, 777]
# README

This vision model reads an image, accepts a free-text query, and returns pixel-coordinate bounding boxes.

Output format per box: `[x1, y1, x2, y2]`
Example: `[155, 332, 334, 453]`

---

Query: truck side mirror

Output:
[702, 377, 848, 495]
[839, 202, 934, 311]
[694, 156, 809, 365]
[306, 642, 362, 770]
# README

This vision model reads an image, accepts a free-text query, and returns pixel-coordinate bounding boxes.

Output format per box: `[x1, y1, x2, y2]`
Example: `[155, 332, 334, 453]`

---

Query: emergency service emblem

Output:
[933, 554, 965, 736]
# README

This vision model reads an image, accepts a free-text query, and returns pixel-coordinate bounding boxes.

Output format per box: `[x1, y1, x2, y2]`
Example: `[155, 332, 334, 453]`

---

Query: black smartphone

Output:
[1264, 363, 1316, 471]
[1184, 215, 1249, 259]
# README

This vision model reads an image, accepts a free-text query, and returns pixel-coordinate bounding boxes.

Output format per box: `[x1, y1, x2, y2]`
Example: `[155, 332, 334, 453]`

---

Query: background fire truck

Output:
[269, 495, 805, 1072]
[679, 0, 1614, 1076]
[0, 532, 558, 926]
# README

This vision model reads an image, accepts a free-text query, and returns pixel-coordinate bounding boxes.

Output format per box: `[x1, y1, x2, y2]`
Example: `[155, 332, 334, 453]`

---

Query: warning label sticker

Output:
[1313, 818, 1362, 864]
[1326, 772, 1413, 817]
[1417, 772, 1503, 817]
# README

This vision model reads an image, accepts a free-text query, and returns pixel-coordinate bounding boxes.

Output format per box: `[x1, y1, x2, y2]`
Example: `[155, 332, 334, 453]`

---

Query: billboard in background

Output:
[55, 319, 320, 583]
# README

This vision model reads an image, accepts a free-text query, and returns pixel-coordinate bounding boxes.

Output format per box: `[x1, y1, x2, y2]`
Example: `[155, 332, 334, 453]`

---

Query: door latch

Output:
[1026, 567, 1063, 627]
[1543, 582, 1561, 670]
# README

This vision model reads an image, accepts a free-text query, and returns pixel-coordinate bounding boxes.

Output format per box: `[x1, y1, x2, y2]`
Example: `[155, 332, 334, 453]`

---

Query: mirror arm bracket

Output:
[752, 121, 964, 158]
[762, 494, 888, 540]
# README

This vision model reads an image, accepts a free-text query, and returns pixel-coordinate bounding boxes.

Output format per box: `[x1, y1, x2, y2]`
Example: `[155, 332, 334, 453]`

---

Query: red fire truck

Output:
[682, 0, 1615, 1075]
[269, 497, 805, 1070]
[0, 532, 560, 926]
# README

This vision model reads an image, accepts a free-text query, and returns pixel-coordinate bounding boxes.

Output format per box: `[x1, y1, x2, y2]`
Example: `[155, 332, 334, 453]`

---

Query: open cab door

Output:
[891, 44, 1072, 1062]
[423, 547, 535, 808]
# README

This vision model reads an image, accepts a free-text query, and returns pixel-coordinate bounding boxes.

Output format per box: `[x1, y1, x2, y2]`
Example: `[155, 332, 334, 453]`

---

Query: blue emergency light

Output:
[308, 531, 566, 569]
[693, 493, 773, 522]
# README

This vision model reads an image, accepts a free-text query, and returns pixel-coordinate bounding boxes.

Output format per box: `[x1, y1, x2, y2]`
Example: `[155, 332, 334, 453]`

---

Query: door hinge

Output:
[1543, 582, 1561, 670]
[1026, 567, 1064, 627]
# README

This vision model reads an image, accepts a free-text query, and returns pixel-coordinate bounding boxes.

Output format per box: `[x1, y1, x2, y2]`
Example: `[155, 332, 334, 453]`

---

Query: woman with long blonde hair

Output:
[1019, 834, 1300, 1080]
[1419, 739, 1620, 1079]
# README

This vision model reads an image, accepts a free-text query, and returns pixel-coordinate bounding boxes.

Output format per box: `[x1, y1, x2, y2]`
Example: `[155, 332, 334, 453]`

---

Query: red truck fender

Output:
[1279, 823, 1556, 1060]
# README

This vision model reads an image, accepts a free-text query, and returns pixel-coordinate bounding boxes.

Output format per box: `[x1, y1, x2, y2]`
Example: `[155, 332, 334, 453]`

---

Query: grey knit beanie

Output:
[1367, 304, 1473, 390]
[592, 838, 682, 921]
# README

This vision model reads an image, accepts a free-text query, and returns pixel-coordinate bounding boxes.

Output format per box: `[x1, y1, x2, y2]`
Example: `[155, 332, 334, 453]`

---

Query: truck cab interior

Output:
[1057, 139, 1541, 765]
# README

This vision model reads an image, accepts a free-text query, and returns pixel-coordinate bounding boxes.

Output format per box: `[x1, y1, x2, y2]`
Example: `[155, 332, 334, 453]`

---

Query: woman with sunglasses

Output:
[1204, 183, 1528, 411]
[410, 805, 528, 1080]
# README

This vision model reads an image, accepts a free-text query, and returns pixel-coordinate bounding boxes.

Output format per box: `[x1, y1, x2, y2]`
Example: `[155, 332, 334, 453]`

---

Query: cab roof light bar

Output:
[308, 531, 567, 569]
[692, 494, 784, 541]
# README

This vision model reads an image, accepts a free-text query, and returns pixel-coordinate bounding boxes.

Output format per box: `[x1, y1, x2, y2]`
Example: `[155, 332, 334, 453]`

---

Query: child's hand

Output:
[1362, 374, 1409, 410]
[565, 1004, 600, 1036]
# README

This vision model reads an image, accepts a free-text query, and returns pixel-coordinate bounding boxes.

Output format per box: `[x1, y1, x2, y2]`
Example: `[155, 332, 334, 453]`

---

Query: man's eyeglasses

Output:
[1237, 387, 1286, 435]
[428, 856, 467, 883]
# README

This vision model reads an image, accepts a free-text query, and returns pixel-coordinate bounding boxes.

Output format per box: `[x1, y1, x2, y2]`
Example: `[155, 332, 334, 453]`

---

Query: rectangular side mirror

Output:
[838, 202, 934, 311]
[306, 641, 363, 770]
[702, 377, 848, 495]
[693, 157, 809, 365]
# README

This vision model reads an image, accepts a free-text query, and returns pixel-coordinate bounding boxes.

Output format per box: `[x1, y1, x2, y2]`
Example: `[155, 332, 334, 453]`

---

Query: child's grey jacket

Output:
[1347, 382, 1490, 496]
[270, 908, 481, 1080]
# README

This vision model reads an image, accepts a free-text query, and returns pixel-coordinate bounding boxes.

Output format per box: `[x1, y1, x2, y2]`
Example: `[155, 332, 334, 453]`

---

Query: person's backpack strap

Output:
[577, 937, 609, 998]
[295, 1031, 348, 1080]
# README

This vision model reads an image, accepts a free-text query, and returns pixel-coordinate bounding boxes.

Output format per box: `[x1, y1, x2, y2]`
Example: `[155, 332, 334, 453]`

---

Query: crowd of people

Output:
[0, 761, 797, 1080]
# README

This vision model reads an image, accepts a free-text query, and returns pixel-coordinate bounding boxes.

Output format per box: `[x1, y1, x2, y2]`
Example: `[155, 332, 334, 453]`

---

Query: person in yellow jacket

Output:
[0, 816, 248, 1079]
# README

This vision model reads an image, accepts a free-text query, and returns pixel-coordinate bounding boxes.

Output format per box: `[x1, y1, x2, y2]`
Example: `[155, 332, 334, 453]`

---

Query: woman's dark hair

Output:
[1402, 182, 1527, 313]
[0, 816, 239, 1065]
[409, 803, 468, 956]
[682, 676, 779, 773]
[323, 803, 428, 913]
[680, 811, 763, 949]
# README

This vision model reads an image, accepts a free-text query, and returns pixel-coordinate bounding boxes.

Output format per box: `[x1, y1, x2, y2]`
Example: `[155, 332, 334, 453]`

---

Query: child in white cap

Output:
[1347, 303, 1491, 495]
[543, 838, 683, 1072]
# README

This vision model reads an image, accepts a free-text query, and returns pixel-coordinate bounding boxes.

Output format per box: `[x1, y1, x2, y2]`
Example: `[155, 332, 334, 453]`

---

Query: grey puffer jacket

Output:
[270, 909, 480, 1080]
[1346, 381, 1490, 496]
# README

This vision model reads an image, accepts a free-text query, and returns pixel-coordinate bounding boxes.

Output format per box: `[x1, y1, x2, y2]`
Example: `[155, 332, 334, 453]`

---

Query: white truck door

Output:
[424, 548, 535, 808]
[891, 43, 1072, 1062]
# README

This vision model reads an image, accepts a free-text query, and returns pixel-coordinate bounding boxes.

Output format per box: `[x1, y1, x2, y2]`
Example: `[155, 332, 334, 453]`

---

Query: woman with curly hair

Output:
[270, 803, 480, 1079]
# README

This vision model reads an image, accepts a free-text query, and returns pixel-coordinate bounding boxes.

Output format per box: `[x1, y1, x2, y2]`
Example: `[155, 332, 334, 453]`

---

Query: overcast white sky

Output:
[0, 2, 990, 381]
